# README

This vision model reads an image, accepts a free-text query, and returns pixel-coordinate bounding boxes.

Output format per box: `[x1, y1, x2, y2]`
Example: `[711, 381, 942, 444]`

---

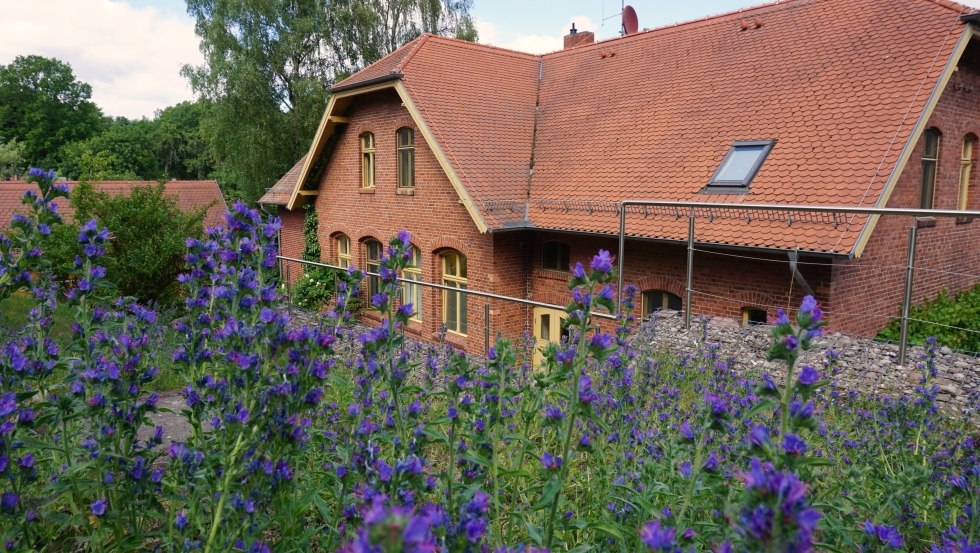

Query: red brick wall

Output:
[525, 231, 832, 325]
[306, 89, 497, 353]
[279, 209, 306, 284]
[830, 59, 980, 336]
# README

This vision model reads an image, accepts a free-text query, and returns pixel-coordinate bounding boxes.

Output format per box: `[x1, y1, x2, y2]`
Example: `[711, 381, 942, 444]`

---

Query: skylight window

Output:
[707, 140, 775, 189]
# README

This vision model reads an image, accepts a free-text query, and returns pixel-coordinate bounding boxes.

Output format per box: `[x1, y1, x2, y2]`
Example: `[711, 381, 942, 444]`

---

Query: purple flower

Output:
[798, 365, 820, 386]
[639, 520, 677, 551]
[90, 499, 107, 517]
[176, 510, 189, 530]
[465, 518, 487, 543]
[540, 452, 562, 471]
[782, 434, 808, 456]
[578, 374, 598, 404]
[1, 492, 18, 513]
[396, 230, 411, 245]
[864, 521, 904, 548]
[590, 249, 614, 275]
[571, 262, 586, 279]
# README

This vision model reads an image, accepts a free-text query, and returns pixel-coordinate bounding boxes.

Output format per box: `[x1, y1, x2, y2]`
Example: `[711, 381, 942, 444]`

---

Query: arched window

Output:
[402, 245, 422, 321]
[742, 307, 768, 326]
[336, 234, 351, 269]
[365, 239, 382, 299]
[642, 290, 682, 317]
[959, 135, 975, 210]
[542, 240, 570, 271]
[442, 250, 467, 335]
[921, 128, 941, 209]
[360, 133, 375, 188]
[397, 127, 415, 189]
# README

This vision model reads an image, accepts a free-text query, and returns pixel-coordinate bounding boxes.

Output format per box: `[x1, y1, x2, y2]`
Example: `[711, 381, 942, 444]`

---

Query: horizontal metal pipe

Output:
[276, 255, 619, 320]
[618, 200, 980, 219]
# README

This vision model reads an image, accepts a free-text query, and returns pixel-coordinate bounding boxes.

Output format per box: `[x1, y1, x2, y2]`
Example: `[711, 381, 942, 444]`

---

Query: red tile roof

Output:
[260, 156, 306, 205]
[0, 179, 228, 232]
[283, 0, 974, 254]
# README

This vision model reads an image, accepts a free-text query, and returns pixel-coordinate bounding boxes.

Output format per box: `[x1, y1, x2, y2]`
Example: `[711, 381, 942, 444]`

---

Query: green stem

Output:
[544, 314, 591, 549]
[675, 413, 710, 527]
[204, 430, 249, 553]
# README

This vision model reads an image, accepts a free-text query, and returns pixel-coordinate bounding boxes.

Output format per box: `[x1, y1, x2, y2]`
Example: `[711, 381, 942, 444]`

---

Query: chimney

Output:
[564, 23, 594, 49]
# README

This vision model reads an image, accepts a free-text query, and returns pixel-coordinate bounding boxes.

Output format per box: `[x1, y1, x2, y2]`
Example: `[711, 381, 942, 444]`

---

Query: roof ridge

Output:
[541, 0, 808, 58]
[426, 34, 542, 60]
[924, 0, 976, 15]
[394, 33, 430, 73]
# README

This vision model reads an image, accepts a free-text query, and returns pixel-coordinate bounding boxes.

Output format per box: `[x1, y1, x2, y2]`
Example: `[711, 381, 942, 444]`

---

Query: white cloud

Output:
[476, 15, 599, 55]
[0, 0, 203, 119]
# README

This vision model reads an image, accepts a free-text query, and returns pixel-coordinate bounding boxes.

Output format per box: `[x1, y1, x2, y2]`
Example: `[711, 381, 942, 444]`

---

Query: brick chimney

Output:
[564, 23, 594, 49]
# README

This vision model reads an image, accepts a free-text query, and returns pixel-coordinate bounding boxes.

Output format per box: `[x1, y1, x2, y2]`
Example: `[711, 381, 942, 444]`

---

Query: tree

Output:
[326, 0, 478, 77]
[0, 56, 104, 168]
[153, 100, 215, 180]
[0, 139, 24, 178]
[182, 0, 476, 204]
[58, 118, 162, 181]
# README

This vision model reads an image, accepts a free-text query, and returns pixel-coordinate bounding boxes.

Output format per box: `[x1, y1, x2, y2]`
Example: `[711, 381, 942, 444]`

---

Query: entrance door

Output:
[533, 307, 567, 367]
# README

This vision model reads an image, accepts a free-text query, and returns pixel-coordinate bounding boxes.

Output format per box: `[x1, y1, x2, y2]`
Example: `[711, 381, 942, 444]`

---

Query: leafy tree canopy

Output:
[0, 55, 105, 168]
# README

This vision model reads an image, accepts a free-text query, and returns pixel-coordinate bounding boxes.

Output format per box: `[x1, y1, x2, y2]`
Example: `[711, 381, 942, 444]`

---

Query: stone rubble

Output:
[282, 306, 979, 416]
[636, 310, 979, 415]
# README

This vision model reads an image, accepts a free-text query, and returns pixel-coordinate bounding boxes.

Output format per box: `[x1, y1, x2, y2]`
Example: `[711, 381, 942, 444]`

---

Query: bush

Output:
[878, 282, 980, 352]
[291, 265, 351, 310]
[47, 181, 209, 305]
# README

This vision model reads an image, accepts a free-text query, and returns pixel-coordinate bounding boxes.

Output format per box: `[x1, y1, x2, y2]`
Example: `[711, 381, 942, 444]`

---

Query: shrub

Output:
[47, 181, 209, 305]
[878, 283, 980, 353]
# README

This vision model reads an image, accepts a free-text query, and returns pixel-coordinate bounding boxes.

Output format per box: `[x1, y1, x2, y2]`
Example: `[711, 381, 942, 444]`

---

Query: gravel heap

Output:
[282, 306, 978, 415]
[636, 310, 979, 415]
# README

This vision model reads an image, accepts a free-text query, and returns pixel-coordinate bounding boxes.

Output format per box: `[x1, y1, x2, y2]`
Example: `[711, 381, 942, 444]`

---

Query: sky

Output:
[4, 0, 980, 119]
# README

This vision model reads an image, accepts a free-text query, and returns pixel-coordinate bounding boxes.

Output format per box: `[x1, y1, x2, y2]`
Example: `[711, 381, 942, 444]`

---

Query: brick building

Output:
[262, 0, 980, 354]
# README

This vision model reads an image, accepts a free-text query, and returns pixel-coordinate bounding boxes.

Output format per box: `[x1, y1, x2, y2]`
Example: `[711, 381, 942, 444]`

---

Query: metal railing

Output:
[615, 201, 980, 365]
[277, 255, 618, 356]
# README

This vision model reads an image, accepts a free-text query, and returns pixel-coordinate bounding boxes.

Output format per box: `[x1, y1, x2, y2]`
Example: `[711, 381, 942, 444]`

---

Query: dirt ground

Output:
[139, 391, 192, 444]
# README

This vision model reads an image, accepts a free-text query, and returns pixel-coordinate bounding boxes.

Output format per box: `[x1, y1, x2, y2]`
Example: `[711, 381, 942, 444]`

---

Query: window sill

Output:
[359, 188, 376, 194]
[955, 216, 974, 225]
[539, 268, 570, 280]
[915, 216, 936, 229]
[396, 188, 416, 196]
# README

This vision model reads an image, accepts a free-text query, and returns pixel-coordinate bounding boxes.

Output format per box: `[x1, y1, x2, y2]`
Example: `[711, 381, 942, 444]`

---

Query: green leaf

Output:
[534, 476, 562, 510]
[744, 399, 775, 419]
[586, 520, 626, 541]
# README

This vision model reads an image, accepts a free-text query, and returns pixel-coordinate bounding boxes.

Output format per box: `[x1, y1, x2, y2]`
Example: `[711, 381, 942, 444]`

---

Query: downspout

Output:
[787, 249, 815, 298]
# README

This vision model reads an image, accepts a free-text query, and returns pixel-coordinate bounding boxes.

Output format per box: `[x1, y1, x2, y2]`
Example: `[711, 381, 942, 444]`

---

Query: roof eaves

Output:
[330, 72, 404, 94]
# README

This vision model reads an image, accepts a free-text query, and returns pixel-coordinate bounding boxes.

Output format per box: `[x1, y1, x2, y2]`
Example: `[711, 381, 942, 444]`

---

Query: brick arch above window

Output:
[729, 289, 784, 315]
[631, 276, 685, 300]
[429, 236, 470, 259]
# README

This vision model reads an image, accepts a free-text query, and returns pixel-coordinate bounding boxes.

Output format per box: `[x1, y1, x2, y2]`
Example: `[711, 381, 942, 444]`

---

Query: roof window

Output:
[707, 140, 774, 189]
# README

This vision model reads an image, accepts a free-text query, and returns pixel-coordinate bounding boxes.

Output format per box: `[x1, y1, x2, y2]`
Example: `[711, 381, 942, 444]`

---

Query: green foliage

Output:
[153, 100, 215, 180]
[182, 0, 477, 203]
[47, 182, 208, 305]
[0, 55, 104, 168]
[878, 282, 980, 352]
[0, 138, 24, 178]
[291, 205, 350, 310]
[326, 0, 478, 77]
[58, 118, 161, 180]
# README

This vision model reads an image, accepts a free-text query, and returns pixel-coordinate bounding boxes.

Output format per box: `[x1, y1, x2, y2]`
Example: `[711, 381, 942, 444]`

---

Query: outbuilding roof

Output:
[0, 179, 228, 231]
